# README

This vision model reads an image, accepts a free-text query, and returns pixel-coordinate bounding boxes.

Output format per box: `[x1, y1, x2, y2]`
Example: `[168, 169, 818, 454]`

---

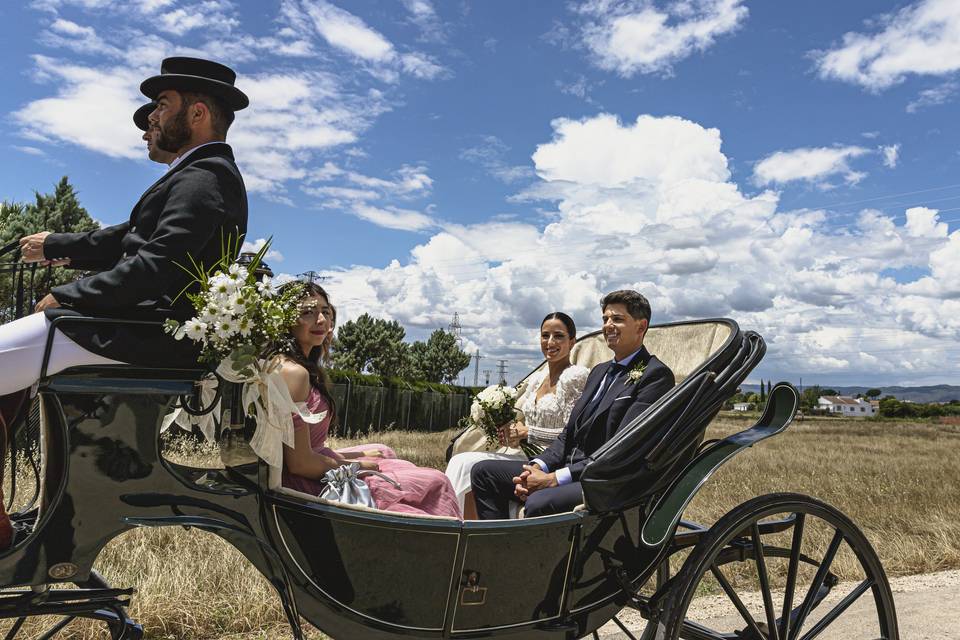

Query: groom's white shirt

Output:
[533, 346, 644, 486]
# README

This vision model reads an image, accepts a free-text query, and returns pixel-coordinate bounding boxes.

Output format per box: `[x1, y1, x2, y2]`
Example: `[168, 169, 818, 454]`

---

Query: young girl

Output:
[279, 282, 461, 518]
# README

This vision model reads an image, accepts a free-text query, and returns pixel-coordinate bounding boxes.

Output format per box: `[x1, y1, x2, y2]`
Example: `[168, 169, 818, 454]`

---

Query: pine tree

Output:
[0, 177, 100, 322]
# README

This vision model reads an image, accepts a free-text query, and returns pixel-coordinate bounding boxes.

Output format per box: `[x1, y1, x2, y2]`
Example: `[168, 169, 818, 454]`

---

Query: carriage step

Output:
[0, 586, 134, 619]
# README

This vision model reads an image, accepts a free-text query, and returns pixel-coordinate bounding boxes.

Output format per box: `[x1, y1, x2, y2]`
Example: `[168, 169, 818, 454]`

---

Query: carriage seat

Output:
[565, 319, 735, 385]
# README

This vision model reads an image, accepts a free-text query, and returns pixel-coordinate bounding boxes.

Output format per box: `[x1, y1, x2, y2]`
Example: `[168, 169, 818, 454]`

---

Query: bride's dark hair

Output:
[275, 281, 338, 426]
[541, 311, 576, 339]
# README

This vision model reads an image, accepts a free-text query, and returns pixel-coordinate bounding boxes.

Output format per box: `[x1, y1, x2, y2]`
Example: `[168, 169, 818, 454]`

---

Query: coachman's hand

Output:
[19, 231, 51, 263]
[34, 293, 61, 313]
[359, 460, 380, 472]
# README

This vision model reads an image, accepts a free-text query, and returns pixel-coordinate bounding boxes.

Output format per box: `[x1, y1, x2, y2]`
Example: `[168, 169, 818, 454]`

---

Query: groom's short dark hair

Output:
[601, 290, 651, 323]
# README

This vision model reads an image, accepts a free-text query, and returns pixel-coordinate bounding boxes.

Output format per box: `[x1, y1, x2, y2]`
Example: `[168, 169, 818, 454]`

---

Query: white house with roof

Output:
[818, 395, 877, 417]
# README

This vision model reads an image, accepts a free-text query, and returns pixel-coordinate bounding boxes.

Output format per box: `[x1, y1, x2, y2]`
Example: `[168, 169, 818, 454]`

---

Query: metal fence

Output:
[328, 381, 473, 436]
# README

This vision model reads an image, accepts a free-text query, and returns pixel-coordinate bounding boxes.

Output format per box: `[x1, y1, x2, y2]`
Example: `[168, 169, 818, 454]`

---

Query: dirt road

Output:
[597, 569, 960, 639]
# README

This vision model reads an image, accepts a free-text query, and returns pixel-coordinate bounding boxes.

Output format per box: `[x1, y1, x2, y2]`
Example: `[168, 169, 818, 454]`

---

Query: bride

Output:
[445, 312, 588, 519]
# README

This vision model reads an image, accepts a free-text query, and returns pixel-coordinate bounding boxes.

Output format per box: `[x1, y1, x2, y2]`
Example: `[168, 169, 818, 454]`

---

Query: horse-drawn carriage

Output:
[0, 252, 898, 639]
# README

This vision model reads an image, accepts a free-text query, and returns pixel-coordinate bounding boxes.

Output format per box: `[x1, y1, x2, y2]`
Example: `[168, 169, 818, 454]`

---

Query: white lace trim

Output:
[518, 364, 589, 448]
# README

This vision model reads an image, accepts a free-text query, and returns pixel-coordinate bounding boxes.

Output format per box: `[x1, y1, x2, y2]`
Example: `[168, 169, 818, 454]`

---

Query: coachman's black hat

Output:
[133, 102, 155, 131]
[140, 57, 249, 111]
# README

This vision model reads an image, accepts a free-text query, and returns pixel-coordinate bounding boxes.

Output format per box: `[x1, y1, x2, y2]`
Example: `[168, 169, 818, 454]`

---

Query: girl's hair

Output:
[321, 300, 337, 366]
[541, 311, 576, 339]
[276, 280, 338, 425]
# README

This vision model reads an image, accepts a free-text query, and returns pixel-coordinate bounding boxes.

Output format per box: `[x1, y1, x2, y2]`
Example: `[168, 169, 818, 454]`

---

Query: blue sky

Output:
[2, 0, 960, 386]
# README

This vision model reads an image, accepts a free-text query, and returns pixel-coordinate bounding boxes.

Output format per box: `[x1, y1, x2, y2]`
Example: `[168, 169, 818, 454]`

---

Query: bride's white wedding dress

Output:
[445, 364, 589, 513]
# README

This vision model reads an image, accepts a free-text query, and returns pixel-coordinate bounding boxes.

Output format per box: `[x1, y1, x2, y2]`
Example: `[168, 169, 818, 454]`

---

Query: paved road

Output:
[596, 570, 960, 639]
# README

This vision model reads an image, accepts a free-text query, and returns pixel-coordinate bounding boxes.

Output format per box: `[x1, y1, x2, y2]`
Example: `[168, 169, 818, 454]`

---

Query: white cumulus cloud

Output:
[753, 145, 871, 187]
[813, 0, 960, 91]
[575, 0, 748, 76]
[323, 112, 960, 384]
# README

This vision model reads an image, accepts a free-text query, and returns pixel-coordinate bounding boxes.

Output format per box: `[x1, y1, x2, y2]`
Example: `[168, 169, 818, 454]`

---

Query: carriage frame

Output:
[0, 252, 898, 640]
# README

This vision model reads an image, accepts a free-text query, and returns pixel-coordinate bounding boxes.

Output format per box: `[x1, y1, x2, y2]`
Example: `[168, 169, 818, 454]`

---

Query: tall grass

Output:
[2, 415, 958, 638]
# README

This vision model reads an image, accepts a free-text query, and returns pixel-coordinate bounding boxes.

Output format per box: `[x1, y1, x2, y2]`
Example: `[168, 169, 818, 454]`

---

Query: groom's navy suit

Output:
[472, 345, 675, 519]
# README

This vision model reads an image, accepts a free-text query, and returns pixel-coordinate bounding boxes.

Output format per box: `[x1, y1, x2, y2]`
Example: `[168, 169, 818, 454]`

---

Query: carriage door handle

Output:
[459, 570, 487, 606]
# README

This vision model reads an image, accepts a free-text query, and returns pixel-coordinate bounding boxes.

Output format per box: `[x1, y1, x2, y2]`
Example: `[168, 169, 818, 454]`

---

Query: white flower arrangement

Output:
[627, 364, 646, 384]
[163, 237, 305, 377]
[161, 237, 316, 471]
[461, 384, 541, 457]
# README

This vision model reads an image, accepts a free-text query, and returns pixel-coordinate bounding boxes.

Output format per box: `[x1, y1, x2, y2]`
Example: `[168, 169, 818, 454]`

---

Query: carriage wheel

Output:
[659, 493, 898, 640]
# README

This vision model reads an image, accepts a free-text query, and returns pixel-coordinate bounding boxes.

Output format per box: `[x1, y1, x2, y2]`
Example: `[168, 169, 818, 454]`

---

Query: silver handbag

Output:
[319, 462, 400, 508]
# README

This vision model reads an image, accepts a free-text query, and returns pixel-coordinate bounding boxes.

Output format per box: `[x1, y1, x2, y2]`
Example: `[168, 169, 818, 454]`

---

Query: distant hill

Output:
[740, 384, 960, 403]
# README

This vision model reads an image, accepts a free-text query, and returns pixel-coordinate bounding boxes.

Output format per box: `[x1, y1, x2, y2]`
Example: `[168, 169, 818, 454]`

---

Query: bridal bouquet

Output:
[461, 384, 541, 457]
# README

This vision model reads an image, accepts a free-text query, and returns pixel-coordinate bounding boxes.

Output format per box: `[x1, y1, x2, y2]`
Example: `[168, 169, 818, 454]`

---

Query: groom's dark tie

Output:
[582, 362, 627, 421]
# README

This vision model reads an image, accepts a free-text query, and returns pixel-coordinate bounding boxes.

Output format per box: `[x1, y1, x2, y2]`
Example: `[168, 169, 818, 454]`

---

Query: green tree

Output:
[759, 380, 766, 403]
[865, 388, 882, 399]
[332, 313, 409, 377]
[0, 177, 100, 322]
[406, 329, 471, 383]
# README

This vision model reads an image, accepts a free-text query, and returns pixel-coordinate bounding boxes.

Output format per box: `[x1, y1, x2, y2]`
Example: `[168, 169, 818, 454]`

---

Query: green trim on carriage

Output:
[639, 383, 799, 548]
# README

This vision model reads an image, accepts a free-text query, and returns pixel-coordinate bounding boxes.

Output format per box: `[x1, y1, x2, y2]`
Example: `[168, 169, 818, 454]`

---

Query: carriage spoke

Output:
[798, 579, 874, 640]
[779, 513, 805, 639]
[709, 564, 767, 639]
[611, 614, 640, 640]
[4, 617, 26, 640]
[788, 528, 844, 640]
[752, 523, 780, 640]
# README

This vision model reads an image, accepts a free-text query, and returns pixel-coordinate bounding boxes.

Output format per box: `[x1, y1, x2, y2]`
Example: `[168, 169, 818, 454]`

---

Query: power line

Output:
[448, 312, 463, 343]
[298, 270, 331, 283]
[496, 360, 508, 385]
[472, 349, 482, 387]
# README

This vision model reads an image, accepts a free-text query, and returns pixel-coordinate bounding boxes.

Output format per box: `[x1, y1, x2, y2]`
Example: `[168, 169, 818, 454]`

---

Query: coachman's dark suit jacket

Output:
[42, 142, 247, 367]
[536, 346, 675, 481]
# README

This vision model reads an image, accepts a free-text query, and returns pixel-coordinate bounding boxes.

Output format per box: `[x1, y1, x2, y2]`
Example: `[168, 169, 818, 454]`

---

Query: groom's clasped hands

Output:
[512, 464, 558, 501]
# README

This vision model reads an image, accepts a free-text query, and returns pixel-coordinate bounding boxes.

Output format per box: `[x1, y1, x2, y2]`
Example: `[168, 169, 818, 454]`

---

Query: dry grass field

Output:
[3, 414, 959, 639]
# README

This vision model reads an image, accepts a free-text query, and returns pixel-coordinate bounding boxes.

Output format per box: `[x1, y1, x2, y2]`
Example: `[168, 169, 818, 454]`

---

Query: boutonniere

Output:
[627, 363, 647, 384]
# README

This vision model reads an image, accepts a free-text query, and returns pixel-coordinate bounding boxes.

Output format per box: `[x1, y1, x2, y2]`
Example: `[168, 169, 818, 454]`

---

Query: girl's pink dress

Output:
[282, 388, 462, 519]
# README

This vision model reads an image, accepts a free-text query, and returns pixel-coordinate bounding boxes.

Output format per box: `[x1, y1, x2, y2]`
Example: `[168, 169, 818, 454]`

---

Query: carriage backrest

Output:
[527, 319, 736, 387]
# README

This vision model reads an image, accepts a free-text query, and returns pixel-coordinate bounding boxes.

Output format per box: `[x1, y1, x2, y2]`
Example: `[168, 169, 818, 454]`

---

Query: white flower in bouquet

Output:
[183, 319, 207, 341]
[256, 275, 276, 298]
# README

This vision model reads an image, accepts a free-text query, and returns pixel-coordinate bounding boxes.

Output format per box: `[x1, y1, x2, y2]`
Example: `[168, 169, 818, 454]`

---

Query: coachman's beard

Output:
[155, 102, 192, 153]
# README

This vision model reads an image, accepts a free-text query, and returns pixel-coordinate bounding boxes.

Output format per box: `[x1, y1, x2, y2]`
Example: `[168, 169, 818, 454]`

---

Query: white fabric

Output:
[167, 141, 222, 171]
[0, 313, 123, 395]
[445, 450, 526, 513]
[445, 363, 589, 513]
[517, 365, 590, 449]
[162, 355, 325, 473]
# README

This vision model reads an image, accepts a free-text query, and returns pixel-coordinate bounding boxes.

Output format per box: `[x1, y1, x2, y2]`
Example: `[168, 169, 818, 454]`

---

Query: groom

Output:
[471, 290, 675, 519]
